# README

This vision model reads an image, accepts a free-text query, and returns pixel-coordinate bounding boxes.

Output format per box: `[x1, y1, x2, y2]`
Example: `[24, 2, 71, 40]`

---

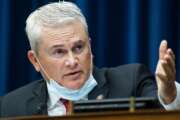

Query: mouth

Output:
[64, 70, 82, 80]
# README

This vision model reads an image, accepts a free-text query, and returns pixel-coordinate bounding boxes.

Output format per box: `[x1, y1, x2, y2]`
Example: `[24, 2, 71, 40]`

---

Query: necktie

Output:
[60, 98, 72, 115]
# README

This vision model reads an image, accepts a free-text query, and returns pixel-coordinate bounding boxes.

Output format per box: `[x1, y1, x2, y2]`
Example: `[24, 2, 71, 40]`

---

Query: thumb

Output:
[159, 40, 168, 60]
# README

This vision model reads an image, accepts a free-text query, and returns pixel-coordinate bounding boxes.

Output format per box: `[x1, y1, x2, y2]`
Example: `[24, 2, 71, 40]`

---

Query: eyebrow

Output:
[51, 44, 64, 49]
[73, 40, 85, 46]
[50, 40, 85, 49]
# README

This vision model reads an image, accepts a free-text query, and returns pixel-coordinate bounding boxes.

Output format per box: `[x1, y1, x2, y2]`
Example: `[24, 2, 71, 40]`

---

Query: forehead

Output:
[40, 21, 88, 48]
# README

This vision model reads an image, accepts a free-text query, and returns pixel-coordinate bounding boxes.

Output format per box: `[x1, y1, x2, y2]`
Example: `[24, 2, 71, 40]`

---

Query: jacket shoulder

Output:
[98, 63, 155, 98]
[107, 63, 149, 72]
[3, 80, 45, 100]
[1, 80, 46, 117]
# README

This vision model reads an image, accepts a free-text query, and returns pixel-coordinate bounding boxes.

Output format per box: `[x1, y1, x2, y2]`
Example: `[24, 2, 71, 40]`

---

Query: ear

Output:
[87, 37, 93, 58]
[27, 50, 41, 72]
[88, 37, 92, 45]
[87, 37, 92, 50]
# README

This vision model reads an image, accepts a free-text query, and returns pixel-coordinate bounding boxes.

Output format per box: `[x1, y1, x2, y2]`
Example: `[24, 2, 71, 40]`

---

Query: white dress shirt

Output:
[46, 82, 88, 116]
[46, 77, 91, 116]
[159, 81, 180, 110]
[46, 82, 67, 116]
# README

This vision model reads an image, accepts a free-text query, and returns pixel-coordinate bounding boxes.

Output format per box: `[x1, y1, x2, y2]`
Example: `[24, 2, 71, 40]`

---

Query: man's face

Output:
[30, 21, 92, 90]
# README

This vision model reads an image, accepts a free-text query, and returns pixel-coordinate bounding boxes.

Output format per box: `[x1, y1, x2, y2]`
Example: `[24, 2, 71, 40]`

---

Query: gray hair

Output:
[25, 1, 88, 54]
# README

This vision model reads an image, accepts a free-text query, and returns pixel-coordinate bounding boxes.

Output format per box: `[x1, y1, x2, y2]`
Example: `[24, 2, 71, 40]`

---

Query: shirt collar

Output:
[46, 83, 61, 109]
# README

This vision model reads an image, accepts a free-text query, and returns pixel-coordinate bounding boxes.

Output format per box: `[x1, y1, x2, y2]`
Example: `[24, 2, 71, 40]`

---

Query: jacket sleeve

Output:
[106, 64, 157, 98]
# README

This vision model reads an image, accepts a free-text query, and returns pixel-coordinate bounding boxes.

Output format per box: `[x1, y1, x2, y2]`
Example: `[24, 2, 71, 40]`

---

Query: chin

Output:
[66, 78, 86, 90]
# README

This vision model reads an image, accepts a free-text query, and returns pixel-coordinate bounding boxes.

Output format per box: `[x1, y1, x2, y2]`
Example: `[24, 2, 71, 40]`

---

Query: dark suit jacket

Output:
[0, 64, 157, 117]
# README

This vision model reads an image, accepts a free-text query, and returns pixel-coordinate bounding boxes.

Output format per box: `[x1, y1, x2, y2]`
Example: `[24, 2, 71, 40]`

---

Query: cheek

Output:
[44, 60, 65, 77]
[80, 51, 92, 72]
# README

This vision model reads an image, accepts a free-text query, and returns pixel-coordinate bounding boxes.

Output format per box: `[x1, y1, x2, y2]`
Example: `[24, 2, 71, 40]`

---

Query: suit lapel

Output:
[26, 80, 48, 115]
[88, 67, 109, 100]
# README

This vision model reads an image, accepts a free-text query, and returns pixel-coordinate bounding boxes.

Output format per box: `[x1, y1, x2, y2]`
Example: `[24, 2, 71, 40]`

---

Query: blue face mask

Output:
[47, 74, 97, 101]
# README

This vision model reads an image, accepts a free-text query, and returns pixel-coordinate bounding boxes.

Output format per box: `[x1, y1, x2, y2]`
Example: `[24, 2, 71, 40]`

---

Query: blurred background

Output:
[0, 0, 179, 95]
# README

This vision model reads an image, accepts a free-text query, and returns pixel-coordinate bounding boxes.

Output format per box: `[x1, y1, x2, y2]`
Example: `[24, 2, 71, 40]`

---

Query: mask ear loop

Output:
[88, 38, 93, 74]
[32, 51, 52, 83]
[33, 51, 66, 85]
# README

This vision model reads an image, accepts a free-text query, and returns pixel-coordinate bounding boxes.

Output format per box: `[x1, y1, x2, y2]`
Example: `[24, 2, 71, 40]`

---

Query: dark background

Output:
[0, 0, 179, 95]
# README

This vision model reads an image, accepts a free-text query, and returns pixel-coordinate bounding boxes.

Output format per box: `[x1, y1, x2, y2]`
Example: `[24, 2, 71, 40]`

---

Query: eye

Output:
[52, 49, 65, 58]
[73, 44, 84, 54]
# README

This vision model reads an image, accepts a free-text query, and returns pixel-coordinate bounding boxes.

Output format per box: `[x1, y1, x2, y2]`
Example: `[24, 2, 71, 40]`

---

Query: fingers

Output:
[167, 48, 175, 61]
[155, 40, 177, 104]
[155, 60, 169, 83]
[159, 40, 168, 60]
[156, 40, 176, 81]
[164, 48, 176, 72]
[161, 59, 176, 81]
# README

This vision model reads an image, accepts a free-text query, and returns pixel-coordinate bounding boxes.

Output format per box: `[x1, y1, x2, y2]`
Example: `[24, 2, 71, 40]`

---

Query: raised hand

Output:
[155, 40, 176, 104]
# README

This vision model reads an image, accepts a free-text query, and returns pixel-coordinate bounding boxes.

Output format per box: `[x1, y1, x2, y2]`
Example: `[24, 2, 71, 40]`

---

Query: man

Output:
[156, 40, 180, 110]
[1, 1, 157, 117]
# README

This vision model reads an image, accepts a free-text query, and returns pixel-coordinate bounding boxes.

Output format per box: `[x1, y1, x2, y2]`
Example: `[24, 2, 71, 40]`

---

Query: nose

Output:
[65, 52, 78, 68]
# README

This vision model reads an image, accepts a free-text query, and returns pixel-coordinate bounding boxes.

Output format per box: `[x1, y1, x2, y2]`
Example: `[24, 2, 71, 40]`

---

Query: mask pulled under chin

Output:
[47, 74, 97, 101]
